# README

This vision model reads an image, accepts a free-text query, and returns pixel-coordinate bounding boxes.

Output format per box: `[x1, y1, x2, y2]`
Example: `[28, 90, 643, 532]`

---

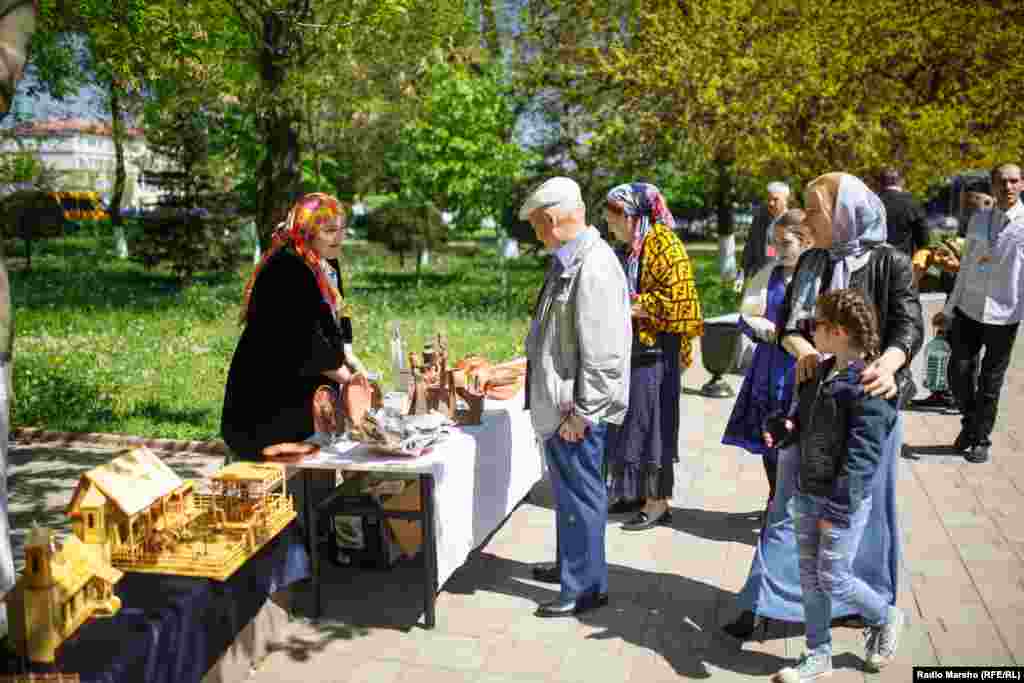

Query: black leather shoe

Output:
[531, 562, 560, 584]
[912, 392, 958, 410]
[965, 443, 990, 463]
[621, 509, 672, 531]
[954, 429, 977, 452]
[722, 610, 764, 640]
[535, 592, 609, 618]
[608, 499, 643, 514]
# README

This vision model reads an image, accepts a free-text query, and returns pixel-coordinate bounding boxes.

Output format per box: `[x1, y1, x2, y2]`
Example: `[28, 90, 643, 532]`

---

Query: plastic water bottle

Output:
[924, 331, 951, 392]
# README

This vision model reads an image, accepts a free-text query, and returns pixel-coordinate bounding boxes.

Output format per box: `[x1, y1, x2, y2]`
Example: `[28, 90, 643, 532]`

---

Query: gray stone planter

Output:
[701, 313, 742, 398]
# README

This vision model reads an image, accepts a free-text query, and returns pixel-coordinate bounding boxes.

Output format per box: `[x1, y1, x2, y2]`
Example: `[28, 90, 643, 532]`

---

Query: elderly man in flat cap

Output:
[520, 177, 632, 618]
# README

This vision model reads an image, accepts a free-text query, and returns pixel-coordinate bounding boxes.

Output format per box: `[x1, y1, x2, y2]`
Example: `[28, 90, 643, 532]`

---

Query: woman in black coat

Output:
[222, 193, 367, 460]
[725, 172, 923, 639]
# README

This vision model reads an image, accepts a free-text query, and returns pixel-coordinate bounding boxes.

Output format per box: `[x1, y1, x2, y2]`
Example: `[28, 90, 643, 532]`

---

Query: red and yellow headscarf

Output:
[240, 193, 347, 323]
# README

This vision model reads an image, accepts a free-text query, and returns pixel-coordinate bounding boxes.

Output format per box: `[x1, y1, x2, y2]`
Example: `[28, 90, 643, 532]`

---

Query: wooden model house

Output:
[68, 450, 295, 581]
[65, 447, 199, 564]
[0, 674, 80, 682]
[3, 526, 122, 664]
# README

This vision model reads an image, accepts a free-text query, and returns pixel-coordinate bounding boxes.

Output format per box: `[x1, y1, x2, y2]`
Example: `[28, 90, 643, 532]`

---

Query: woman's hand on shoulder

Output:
[795, 349, 821, 384]
[860, 348, 906, 399]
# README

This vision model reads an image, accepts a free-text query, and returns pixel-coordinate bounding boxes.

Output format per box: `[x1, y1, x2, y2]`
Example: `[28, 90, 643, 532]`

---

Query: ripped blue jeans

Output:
[791, 493, 889, 654]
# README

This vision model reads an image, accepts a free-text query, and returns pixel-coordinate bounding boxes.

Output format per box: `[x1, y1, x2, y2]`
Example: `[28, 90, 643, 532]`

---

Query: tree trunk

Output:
[109, 80, 129, 259]
[714, 157, 738, 280]
[256, 10, 303, 249]
[415, 247, 424, 289]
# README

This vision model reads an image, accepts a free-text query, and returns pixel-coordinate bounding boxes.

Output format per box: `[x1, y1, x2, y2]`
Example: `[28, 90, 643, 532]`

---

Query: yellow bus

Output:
[51, 191, 109, 222]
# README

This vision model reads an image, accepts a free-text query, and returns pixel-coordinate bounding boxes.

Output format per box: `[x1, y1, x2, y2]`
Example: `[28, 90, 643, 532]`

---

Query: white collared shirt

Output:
[944, 200, 1024, 325]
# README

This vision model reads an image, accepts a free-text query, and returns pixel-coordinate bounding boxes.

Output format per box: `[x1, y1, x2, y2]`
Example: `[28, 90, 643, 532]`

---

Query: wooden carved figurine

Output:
[407, 352, 429, 415]
[448, 368, 486, 425]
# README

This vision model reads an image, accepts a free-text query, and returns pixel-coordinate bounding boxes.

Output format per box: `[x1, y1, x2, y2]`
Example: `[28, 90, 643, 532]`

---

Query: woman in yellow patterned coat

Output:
[604, 183, 704, 531]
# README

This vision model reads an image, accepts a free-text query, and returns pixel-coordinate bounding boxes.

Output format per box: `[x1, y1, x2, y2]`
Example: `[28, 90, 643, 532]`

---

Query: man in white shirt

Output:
[934, 163, 1024, 463]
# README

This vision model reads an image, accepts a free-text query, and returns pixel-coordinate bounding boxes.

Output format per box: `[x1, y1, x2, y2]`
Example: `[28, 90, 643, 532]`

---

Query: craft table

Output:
[0, 523, 309, 683]
[290, 392, 543, 628]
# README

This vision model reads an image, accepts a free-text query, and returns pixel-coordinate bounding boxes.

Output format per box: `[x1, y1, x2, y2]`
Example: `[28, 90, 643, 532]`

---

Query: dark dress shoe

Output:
[954, 428, 977, 452]
[531, 562, 560, 584]
[621, 509, 672, 531]
[535, 592, 609, 618]
[912, 391, 957, 410]
[722, 610, 764, 640]
[608, 498, 643, 514]
[965, 443, 990, 463]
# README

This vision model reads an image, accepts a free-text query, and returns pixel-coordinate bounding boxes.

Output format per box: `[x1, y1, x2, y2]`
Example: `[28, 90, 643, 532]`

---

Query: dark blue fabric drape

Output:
[2, 522, 309, 683]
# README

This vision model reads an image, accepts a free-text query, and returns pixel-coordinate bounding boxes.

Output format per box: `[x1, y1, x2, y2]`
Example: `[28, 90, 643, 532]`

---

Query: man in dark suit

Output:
[878, 168, 929, 258]
[740, 181, 790, 283]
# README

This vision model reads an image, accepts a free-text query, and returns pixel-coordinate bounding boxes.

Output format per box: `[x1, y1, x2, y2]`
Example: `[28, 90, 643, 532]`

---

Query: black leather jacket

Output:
[791, 357, 897, 526]
[779, 244, 925, 405]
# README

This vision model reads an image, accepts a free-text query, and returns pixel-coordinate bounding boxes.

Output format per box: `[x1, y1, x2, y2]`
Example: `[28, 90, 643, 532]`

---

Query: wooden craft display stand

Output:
[406, 333, 485, 425]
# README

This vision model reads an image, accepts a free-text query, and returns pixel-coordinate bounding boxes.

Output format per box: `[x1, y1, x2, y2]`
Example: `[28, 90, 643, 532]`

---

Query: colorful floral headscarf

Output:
[605, 182, 676, 294]
[240, 193, 347, 323]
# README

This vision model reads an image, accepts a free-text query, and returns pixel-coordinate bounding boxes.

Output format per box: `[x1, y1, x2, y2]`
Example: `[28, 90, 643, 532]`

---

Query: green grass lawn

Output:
[9, 234, 737, 440]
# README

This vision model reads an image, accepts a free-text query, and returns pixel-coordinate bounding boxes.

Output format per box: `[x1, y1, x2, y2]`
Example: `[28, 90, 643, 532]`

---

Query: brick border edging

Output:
[10, 427, 229, 455]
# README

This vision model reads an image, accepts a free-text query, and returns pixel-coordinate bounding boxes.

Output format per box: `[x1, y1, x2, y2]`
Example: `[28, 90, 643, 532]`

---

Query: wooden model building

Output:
[2, 526, 122, 664]
[67, 448, 296, 582]
[0, 674, 80, 682]
[406, 333, 486, 425]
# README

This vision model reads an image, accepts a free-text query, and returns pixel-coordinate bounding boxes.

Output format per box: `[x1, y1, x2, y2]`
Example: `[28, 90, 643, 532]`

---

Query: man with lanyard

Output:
[934, 163, 1024, 463]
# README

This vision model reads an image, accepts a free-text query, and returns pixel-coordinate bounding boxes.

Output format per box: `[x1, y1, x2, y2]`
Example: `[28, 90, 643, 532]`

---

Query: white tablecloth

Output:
[289, 392, 543, 589]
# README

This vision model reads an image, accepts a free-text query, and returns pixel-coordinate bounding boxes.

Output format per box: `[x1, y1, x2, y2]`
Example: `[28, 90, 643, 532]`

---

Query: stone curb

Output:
[9, 427, 229, 456]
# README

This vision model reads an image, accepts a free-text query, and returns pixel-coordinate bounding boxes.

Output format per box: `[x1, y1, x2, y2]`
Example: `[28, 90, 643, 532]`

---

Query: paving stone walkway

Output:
[9, 296, 1023, 681]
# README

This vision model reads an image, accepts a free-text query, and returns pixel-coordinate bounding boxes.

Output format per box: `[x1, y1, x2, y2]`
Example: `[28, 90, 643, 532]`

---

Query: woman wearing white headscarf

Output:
[724, 173, 923, 643]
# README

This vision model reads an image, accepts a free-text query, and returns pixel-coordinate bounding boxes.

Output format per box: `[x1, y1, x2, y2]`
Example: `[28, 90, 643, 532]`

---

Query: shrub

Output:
[365, 201, 447, 270]
[131, 210, 243, 286]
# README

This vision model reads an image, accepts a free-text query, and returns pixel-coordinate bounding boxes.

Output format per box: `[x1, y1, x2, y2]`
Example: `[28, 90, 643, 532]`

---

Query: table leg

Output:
[305, 470, 321, 622]
[420, 474, 437, 629]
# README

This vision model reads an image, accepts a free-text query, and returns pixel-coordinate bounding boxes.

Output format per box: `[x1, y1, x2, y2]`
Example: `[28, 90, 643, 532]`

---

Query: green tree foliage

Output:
[387, 56, 537, 233]
[131, 104, 242, 285]
[519, 0, 1024, 200]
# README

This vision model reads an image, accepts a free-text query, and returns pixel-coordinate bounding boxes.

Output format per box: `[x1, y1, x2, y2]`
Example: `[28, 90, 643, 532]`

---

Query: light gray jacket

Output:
[525, 227, 631, 439]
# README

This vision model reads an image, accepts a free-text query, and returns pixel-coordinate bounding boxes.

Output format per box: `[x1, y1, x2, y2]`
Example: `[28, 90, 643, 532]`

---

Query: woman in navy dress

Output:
[723, 210, 810, 504]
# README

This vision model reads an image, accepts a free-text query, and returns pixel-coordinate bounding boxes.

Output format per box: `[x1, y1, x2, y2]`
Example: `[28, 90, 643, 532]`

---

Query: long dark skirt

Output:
[607, 333, 682, 501]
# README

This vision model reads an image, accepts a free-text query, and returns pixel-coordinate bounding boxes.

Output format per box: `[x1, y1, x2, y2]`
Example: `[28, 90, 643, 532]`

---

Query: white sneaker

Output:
[773, 652, 833, 683]
[866, 606, 905, 671]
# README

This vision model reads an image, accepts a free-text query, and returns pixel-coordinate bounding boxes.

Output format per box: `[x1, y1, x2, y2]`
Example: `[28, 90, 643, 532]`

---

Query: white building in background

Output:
[0, 118, 164, 207]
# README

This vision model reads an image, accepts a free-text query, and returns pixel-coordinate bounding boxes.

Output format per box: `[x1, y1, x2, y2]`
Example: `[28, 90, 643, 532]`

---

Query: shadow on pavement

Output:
[663, 508, 762, 546]
[293, 549, 799, 679]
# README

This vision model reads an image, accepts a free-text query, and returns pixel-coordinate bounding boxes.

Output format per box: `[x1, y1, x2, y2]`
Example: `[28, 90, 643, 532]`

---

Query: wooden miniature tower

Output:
[4, 525, 123, 664]
[16, 527, 61, 663]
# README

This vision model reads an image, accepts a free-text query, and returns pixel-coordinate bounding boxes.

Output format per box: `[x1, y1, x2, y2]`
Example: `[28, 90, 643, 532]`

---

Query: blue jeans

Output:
[791, 493, 889, 654]
[545, 422, 609, 601]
